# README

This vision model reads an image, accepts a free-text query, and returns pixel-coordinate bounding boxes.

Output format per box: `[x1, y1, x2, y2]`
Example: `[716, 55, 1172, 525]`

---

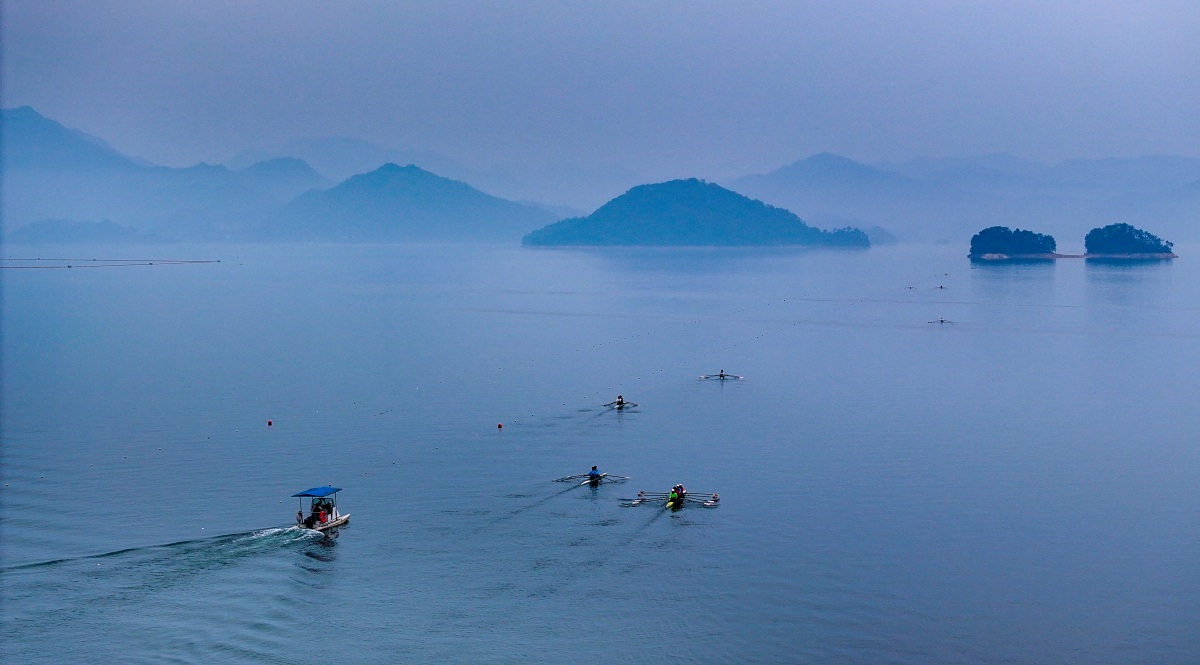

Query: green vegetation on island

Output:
[522, 178, 869, 247]
[1084, 223, 1175, 256]
[969, 226, 1057, 260]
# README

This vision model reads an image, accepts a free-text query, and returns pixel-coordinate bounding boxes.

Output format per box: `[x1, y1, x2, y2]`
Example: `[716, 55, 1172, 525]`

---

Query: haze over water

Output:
[3, 242, 1199, 663]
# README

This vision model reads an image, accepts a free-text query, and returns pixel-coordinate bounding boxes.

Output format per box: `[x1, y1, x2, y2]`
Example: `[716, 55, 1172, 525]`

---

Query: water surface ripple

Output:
[3, 243, 1198, 663]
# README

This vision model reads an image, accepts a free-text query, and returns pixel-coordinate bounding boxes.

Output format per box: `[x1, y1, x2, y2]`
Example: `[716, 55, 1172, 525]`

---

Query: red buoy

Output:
[497, 423, 503, 429]
[268, 420, 273, 426]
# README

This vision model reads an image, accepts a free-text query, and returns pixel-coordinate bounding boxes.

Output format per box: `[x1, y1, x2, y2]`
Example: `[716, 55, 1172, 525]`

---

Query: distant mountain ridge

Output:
[523, 178, 869, 247]
[226, 137, 471, 184]
[6, 106, 1199, 244]
[266, 163, 556, 241]
[876, 152, 1200, 194]
[2, 106, 143, 172]
[225, 138, 644, 211]
[8, 219, 166, 244]
[235, 157, 332, 204]
[731, 151, 1200, 242]
[2, 107, 558, 243]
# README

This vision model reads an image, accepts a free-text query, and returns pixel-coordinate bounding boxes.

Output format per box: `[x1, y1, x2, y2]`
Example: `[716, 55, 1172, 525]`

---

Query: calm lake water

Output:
[3, 242, 1199, 663]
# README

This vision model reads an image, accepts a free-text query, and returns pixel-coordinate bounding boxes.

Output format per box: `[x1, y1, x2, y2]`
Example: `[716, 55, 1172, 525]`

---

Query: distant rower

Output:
[589, 465, 600, 480]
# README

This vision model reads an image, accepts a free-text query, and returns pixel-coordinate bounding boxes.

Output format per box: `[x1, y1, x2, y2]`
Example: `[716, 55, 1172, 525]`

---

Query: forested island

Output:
[1084, 223, 1176, 258]
[522, 179, 869, 247]
[969, 226, 1058, 260]
[970, 223, 1177, 261]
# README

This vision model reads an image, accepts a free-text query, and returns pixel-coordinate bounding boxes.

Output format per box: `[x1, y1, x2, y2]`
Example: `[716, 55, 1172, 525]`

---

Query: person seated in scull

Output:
[588, 465, 601, 480]
[615, 395, 625, 406]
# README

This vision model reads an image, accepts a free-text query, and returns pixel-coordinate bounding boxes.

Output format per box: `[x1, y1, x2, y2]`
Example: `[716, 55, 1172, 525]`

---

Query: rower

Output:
[588, 465, 600, 480]
[615, 395, 625, 406]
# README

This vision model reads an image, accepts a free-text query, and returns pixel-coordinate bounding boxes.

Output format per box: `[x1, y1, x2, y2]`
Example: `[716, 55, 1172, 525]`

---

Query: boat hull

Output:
[304, 514, 350, 532]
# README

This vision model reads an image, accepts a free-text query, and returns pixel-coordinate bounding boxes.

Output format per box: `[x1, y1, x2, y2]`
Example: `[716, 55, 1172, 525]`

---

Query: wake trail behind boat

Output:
[1, 526, 318, 572]
[2, 527, 330, 660]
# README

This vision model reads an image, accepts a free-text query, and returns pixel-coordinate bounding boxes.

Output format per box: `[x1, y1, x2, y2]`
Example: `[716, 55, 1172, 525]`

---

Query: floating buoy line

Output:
[0, 258, 220, 269]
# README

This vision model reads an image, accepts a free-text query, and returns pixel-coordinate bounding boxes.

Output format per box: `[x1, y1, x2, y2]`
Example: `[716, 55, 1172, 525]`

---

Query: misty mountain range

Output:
[2, 107, 554, 243]
[731, 152, 1200, 246]
[224, 137, 636, 213]
[265, 164, 556, 242]
[4, 106, 1197, 245]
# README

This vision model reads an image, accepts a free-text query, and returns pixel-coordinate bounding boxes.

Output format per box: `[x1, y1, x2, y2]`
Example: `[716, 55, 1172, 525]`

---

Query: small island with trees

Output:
[968, 226, 1060, 260]
[1083, 223, 1176, 258]
[970, 223, 1176, 261]
[522, 178, 870, 247]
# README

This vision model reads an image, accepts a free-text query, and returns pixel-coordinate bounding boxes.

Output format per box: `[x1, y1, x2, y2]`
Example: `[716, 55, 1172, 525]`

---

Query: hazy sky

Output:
[5, 0, 1199, 177]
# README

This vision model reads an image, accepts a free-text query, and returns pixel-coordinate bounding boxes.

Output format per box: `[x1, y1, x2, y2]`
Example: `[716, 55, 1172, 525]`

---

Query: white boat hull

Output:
[301, 514, 350, 532]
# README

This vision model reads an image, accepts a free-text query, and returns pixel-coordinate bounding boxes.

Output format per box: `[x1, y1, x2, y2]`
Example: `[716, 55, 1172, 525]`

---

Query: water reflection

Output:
[1085, 258, 1172, 305]
[530, 245, 869, 275]
[969, 259, 1056, 299]
[1085, 258, 1173, 330]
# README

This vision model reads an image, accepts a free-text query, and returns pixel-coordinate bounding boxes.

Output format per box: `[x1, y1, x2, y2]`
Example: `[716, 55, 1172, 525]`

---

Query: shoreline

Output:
[971, 252, 1177, 261]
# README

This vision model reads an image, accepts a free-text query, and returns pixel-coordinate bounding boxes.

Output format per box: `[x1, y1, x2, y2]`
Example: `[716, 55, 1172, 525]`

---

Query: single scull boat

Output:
[555, 472, 630, 486]
[624, 488, 720, 508]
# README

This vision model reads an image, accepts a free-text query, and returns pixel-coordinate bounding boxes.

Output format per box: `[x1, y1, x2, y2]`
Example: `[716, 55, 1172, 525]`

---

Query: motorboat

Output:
[292, 486, 350, 532]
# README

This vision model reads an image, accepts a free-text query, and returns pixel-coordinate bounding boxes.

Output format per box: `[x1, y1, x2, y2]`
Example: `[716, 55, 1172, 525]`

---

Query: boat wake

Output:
[3, 526, 322, 572]
[2, 527, 333, 663]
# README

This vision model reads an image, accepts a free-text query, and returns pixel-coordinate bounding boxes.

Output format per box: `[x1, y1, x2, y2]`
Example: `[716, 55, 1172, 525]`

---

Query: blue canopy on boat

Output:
[292, 486, 342, 498]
